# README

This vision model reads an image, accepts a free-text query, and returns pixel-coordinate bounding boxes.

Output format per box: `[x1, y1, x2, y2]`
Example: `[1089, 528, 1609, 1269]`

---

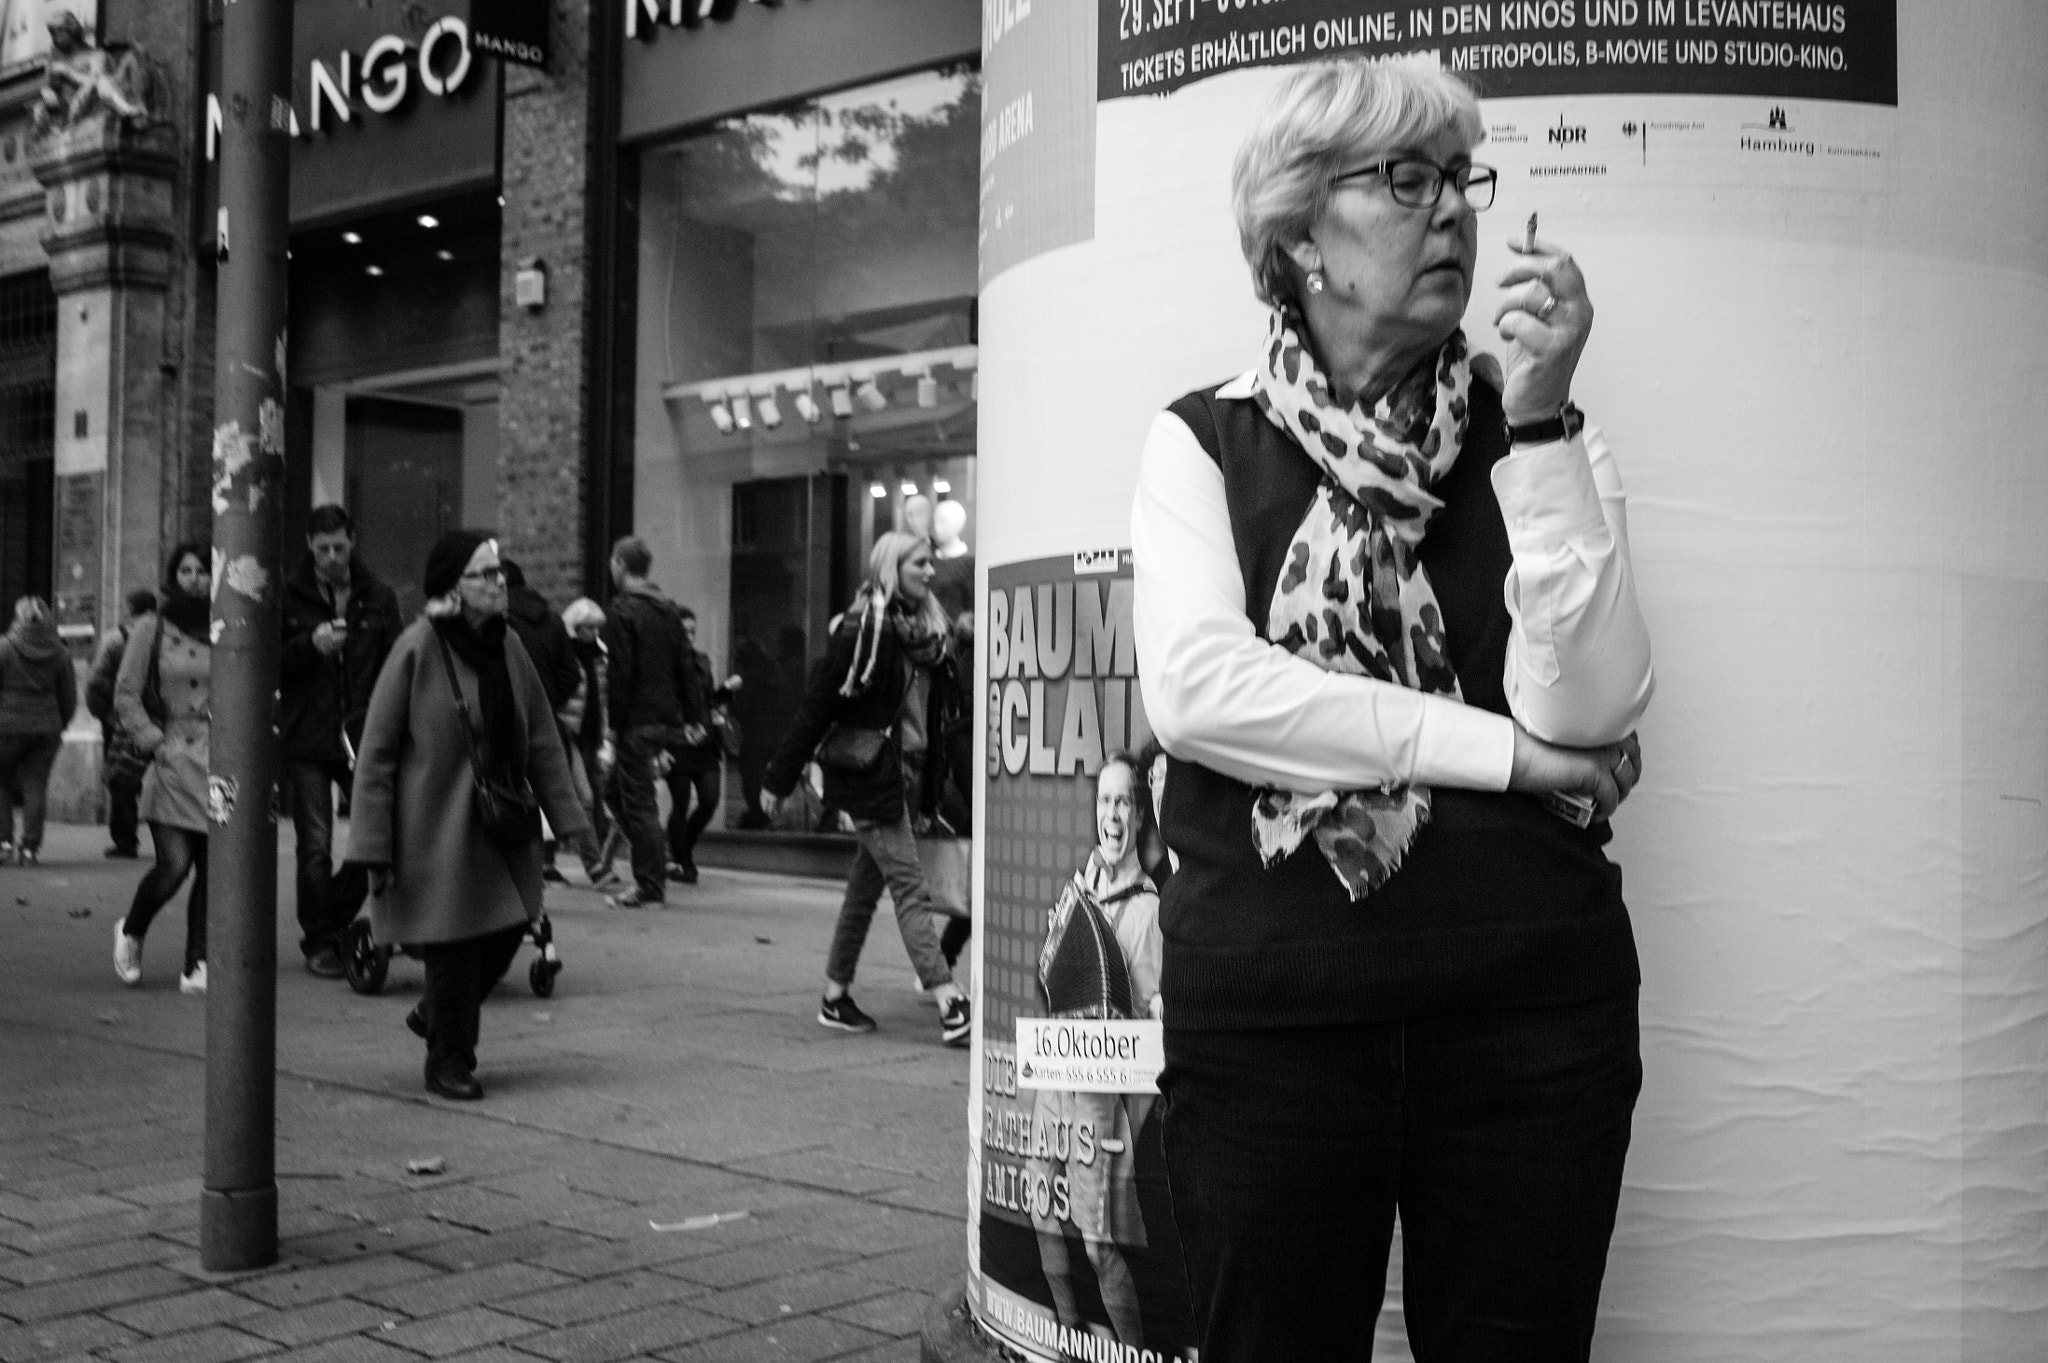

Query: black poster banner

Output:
[1101, 0, 1896, 105]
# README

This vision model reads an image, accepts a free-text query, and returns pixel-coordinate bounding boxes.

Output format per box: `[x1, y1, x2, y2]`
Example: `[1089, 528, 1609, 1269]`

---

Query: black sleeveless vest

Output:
[1155, 377, 1639, 1030]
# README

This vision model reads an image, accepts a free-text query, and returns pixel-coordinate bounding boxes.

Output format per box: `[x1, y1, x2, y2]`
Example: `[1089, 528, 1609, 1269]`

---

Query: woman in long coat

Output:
[347, 531, 586, 1101]
[111, 543, 213, 994]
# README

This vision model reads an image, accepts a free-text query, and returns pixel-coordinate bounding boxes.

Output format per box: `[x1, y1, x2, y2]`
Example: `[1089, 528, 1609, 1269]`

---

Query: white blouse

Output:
[1131, 373, 1654, 796]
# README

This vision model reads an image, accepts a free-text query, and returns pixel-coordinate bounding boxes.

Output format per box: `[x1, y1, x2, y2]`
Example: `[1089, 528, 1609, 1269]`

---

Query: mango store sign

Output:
[203, 14, 477, 161]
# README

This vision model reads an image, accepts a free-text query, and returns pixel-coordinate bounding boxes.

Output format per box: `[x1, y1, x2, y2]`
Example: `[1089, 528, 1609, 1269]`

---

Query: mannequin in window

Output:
[929, 499, 973, 622]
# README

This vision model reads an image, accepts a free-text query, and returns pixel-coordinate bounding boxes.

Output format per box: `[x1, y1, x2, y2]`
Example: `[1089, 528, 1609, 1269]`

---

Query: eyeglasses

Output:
[1330, 157, 1498, 211]
[461, 566, 505, 583]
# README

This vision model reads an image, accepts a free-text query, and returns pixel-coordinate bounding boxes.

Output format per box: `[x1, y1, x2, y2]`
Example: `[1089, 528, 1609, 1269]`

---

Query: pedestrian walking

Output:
[85, 589, 155, 859]
[0, 596, 78, 867]
[278, 505, 403, 978]
[729, 637, 781, 831]
[666, 605, 737, 884]
[110, 543, 214, 995]
[761, 531, 972, 1048]
[1128, 60, 1653, 1360]
[346, 531, 586, 1101]
[560, 597, 620, 884]
[501, 558, 583, 883]
[600, 536, 695, 908]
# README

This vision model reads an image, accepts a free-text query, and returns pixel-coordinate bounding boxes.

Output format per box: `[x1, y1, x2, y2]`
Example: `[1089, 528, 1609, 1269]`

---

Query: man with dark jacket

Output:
[665, 606, 737, 885]
[501, 557, 582, 881]
[501, 558, 580, 717]
[279, 505, 403, 977]
[601, 536, 697, 908]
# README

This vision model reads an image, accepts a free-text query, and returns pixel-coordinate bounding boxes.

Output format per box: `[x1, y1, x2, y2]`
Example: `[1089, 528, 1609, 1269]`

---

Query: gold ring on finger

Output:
[1539, 295, 1558, 320]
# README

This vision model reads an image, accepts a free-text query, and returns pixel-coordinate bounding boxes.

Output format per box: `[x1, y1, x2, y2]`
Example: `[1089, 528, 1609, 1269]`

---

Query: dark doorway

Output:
[0, 271, 55, 613]
[728, 474, 847, 825]
[344, 396, 463, 620]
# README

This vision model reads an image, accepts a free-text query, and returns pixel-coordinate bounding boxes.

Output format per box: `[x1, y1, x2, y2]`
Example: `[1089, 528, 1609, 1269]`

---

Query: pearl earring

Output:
[1306, 269, 1326, 295]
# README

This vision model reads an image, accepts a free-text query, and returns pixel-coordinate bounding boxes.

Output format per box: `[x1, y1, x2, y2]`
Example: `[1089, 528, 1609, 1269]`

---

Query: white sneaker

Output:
[179, 962, 207, 995]
[113, 919, 142, 986]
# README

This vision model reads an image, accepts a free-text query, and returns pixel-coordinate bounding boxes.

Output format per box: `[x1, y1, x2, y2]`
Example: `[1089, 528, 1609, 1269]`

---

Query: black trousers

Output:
[1159, 992, 1641, 1363]
[122, 824, 208, 973]
[285, 760, 367, 957]
[417, 924, 526, 1072]
[664, 757, 720, 868]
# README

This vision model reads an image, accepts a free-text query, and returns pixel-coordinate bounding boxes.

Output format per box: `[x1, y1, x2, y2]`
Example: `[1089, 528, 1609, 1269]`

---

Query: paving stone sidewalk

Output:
[1, 824, 974, 1363]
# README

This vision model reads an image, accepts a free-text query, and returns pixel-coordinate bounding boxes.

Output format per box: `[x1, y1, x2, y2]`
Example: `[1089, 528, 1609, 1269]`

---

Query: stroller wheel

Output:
[529, 957, 559, 998]
[342, 919, 390, 995]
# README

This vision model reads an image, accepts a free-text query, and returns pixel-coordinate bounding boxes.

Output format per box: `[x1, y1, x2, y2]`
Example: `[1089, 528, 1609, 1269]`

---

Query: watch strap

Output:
[1507, 401, 1583, 446]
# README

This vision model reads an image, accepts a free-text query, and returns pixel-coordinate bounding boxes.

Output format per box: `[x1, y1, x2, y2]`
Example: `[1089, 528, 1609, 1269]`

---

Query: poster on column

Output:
[968, 551, 1195, 1363]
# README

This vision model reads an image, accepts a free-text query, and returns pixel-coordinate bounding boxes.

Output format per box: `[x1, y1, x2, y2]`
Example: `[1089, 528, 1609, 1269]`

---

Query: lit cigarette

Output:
[1524, 212, 1538, 253]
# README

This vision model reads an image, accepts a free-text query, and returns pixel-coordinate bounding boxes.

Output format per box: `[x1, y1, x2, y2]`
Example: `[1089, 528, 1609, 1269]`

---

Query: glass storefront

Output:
[630, 63, 981, 830]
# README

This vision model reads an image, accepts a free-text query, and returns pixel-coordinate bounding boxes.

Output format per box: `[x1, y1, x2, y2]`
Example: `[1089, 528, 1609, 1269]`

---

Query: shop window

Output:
[635, 64, 981, 837]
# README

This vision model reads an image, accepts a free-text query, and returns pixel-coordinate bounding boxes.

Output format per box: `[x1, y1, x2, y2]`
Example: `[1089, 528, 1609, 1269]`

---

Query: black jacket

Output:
[278, 554, 404, 763]
[602, 582, 692, 733]
[506, 585, 580, 716]
[763, 607, 963, 826]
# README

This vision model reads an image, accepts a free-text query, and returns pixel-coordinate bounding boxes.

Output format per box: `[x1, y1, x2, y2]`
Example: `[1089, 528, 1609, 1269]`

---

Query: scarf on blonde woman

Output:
[838, 587, 949, 697]
[1247, 307, 1475, 900]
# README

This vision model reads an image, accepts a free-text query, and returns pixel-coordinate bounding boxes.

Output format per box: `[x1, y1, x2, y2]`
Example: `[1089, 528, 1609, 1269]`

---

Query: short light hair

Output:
[562, 597, 605, 632]
[610, 535, 652, 577]
[1233, 58, 1484, 307]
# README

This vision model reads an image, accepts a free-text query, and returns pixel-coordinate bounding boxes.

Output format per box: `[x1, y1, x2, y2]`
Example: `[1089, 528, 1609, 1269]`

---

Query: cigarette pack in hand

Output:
[1540, 791, 1596, 828]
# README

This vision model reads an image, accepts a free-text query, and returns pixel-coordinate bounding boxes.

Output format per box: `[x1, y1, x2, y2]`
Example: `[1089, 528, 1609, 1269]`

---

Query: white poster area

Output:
[967, 3, 2048, 1359]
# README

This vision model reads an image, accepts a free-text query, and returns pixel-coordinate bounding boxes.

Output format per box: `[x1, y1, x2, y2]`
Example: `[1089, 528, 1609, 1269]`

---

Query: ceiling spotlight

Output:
[497, 195, 506, 207]
[755, 391, 781, 429]
[900, 481, 919, 497]
[436, 249, 453, 261]
[341, 231, 363, 244]
[869, 483, 887, 499]
[829, 384, 854, 419]
[855, 377, 887, 412]
[932, 478, 951, 494]
[731, 394, 753, 430]
[706, 396, 734, 434]
[416, 213, 440, 229]
[793, 389, 821, 424]
[364, 264, 384, 276]
[915, 373, 938, 409]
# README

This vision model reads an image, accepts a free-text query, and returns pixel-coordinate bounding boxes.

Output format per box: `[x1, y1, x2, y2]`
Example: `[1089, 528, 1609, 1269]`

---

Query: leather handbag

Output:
[434, 633, 543, 848]
[815, 723, 889, 776]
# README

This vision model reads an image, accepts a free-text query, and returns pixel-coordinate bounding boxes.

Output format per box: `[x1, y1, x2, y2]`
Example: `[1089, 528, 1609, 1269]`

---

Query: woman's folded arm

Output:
[1490, 421, 1655, 746]
[1132, 410, 1515, 795]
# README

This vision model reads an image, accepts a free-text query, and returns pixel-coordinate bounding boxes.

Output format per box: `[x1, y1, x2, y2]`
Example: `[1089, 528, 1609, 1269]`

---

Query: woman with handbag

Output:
[110, 543, 213, 994]
[0, 595, 77, 866]
[346, 531, 587, 1101]
[760, 531, 972, 1048]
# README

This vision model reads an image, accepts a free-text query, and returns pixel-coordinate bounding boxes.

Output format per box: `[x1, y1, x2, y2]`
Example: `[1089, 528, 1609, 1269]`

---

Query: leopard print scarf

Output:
[1247, 308, 1474, 900]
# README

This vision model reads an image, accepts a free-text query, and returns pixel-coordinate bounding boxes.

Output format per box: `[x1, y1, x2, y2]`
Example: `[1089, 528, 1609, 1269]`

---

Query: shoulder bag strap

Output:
[431, 630, 488, 782]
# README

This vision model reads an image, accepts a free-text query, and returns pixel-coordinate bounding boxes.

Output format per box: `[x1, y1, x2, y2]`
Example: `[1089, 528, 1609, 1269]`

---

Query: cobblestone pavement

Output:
[0, 824, 973, 1363]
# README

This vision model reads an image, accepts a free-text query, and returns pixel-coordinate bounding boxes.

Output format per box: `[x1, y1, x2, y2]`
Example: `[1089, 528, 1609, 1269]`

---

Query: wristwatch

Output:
[1506, 401, 1584, 446]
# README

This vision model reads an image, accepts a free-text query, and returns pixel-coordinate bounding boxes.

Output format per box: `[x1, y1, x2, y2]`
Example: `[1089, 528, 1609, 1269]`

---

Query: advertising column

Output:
[969, 2, 2048, 1359]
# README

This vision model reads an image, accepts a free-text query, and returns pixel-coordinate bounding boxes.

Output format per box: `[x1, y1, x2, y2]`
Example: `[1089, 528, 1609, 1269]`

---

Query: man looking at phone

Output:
[280, 505, 403, 977]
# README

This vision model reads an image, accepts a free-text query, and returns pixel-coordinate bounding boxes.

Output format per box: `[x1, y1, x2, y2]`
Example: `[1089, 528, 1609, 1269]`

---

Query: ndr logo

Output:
[1548, 115, 1587, 146]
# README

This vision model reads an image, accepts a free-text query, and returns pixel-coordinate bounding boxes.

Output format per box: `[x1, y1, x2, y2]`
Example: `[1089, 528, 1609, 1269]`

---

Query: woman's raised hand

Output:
[1508, 725, 1643, 822]
[1493, 232, 1592, 425]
